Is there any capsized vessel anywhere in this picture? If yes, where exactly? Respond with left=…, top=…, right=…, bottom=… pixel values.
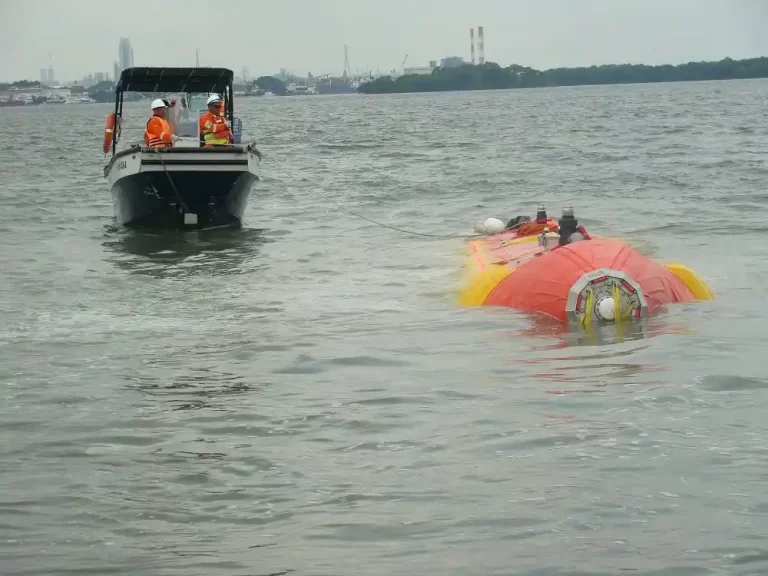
left=460, top=205, right=713, bottom=329
left=102, top=67, right=262, bottom=230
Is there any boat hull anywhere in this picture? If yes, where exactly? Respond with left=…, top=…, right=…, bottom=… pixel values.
left=460, top=232, right=713, bottom=327
left=104, top=145, right=260, bottom=230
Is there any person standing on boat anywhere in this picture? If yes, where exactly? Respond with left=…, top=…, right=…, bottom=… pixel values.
left=166, top=98, right=180, bottom=135
left=144, top=99, right=177, bottom=148
left=179, top=97, right=190, bottom=120
left=198, top=94, right=233, bottom=147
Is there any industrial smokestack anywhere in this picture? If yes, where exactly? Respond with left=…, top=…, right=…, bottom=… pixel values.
left=478, top=26, right=485, bottom=64
left=470, top=28, right=475, bottom=65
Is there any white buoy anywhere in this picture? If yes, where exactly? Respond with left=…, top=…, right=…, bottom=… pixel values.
left=596, top=297, right=616, bottom=321
left=474, top=217, right=506, bottom=235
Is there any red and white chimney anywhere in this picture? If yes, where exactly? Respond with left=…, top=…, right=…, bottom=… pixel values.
left=478, top=26, right=485, bottom=64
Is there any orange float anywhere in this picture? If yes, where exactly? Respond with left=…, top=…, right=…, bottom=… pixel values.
left=460, top=205, right=713, bottom=329
left=103, top=112, right=117, bottom=154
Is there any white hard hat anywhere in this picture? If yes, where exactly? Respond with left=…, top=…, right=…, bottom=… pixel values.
left=151, top=98, right=167, bottom=109
left=206, top=94, right=222, bottom=105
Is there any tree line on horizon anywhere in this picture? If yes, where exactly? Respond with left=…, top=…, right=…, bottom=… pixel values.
left=358, top=57, right=768, bottom=94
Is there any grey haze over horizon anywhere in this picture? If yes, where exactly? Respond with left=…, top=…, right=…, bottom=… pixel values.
left=2, top=0, right=767, bottom=82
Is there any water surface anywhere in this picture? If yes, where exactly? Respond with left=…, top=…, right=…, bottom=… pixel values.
left=1, top=80, right=768, bottom=575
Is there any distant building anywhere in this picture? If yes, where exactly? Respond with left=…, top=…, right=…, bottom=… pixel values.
left=78, top=74, right=96, bottom=88
left=119, top=38, right=134, bottom=71
left=1, top=85, right=71, bottom=103
left=440, top=56, right=465, bottom=68
left=403, top=66, right=433, bottom=76
left=40, top=66, right=55, bottom=85
left=95, top=72, right=106, bottom=82
left=114, top=38, right=134, bottom=84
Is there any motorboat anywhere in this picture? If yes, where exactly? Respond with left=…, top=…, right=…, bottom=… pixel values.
left=459, top=205, right=714, bottom=330
left=102, top=67, right=261, bottom=230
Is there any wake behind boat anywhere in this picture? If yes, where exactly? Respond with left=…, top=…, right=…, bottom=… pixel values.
left=103, top=67, right=262, bottom=230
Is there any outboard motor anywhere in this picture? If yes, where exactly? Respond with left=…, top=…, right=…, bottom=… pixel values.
left=558, top=206, right=579, bottom=246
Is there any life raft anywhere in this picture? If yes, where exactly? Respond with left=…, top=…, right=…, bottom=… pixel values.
left=460, top=206, right=713, bottom=329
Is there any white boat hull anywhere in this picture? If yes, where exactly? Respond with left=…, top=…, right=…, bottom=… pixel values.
left=103, top=145, right=261, bottom=229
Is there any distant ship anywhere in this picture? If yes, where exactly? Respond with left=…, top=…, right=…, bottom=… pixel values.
left=286, top=83, right=318, bottom=96
left=315, top=79, right=356, bottom=95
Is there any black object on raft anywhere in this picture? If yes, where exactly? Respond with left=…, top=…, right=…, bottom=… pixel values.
left=558, top=206, right=578, bottom=246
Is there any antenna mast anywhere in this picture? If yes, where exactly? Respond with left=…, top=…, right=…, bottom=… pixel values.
left=343, top=44, right=350, bottom=79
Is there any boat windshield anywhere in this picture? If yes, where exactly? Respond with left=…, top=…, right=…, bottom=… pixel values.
left=185, top=92, right=221, bottom=115
left=165, top=92, right=219, bottom=140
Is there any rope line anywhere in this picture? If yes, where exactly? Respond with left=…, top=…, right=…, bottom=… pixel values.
left=265, top=159, right=515, bottom=241
left=328, top=200, right=483, bottom=239
left=153, top=148, right=189, bottom=212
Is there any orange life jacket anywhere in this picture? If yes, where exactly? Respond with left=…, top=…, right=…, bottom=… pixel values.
left=199, top=111, right=232, bottom=147
left=144, top=116, right=173, bottom=148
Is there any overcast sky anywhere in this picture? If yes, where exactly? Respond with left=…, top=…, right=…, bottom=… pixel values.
left=1, top=0, right=767, bottom=82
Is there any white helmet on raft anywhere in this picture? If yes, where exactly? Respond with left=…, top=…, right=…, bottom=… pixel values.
left=206, top=94, right=222, bottom=105
left=595, top=296, right=616, bottom=321
left=150, top=98, right=167, bottom=109
left=474, top=217, right=506, bottom=235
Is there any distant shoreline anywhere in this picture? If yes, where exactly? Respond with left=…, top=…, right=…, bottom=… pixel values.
left=357, top=57, right=768, bottom=95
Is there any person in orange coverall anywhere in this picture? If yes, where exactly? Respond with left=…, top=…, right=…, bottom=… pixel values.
left=198, top=94, right=233, bottom=147
left=143, top=99, right=179, bottom=148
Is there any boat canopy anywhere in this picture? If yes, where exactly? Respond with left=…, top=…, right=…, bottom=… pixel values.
left=107, top=66, right=237, bottom=155
left=115, top=67, right=234, bottom=94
